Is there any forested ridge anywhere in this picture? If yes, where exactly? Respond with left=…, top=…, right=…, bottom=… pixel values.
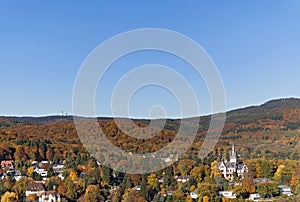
left=1, top=98, right=299, bottom=161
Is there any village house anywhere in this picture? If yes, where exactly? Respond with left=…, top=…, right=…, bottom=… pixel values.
left=249, top=193, right=261, bottom=201
left=0, top=160, right=14, bottom=169
left=26, top=183, right=45, bottom=197
left=176, top=176, right=189, bottom=183
left=278, top=185, right=293, bottom=196
left=217, top=144, right=248, bottom=181
left=253, top=178, right=272, bottom=184
left=34, top=167, right=48, bottom=177
left=190, top=191, right=199, bottom=199
left=218, top=191, right=237, bottom=199
left=53, top=164, right=65, bottom=173
left=39, top=191, right=61, bottom=202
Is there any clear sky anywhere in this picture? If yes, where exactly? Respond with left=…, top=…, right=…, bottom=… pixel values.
left=1, top=1, right=300, bottom=117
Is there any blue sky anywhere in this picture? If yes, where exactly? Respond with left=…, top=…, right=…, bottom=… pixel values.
left=0, top=1, right=300, bottom=117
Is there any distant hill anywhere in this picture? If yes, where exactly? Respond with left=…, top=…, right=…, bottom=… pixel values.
left=0, top=98, right=300, bottom=161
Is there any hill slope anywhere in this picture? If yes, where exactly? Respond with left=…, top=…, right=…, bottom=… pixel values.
left=0, top=98, right=299, bottom=161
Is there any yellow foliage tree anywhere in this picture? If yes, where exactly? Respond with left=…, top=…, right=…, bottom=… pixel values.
left=290, top=171, right=300, bottom=194
left=274, top=165, right=285, bottom=181
left=26, top=194, right=38, bottom=202
left=189, top=185, right=196, bottom=192
left=255, top=162, right=261, bottom=178
left=1, top=192, right=18, bottom=202
left=147, top=173, right=158, bottom=188
left=27, top=167, right=34, bottom=176
left=69, top=170, right=78, bottom=181
left=190, top=166, right=206, bottom=183
left=202, top=196, right=209, bottom=202
left=210, top=160, right=220, bottom=178
left=186, top=195, right=193, bottom=202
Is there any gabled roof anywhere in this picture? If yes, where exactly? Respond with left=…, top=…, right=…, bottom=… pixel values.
left=1, top=160, right=14, bottom=167
left=26, top=183, right=45, bottom=192
left=224, top=162, right=236, bottom=167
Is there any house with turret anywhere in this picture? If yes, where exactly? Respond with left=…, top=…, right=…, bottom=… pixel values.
left=217, top=144, right=248, bottom=181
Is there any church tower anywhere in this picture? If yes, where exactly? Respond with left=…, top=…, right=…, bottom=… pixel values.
left=230, top=143, right=237, bottom=163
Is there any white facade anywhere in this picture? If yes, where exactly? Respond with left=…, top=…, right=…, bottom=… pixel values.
left=39, top=191, right=61, bottom=202
left=190, top=191, right=199, bottom=199
left=249, top=193, right=261, bottom=201
left=26, top=189, right=44, bottom=197
left=278, top=185, right=293, bottom=196
left=53, top=164, right=65, bottom=173
left=219, top=191, right=236, bottom=199
left=35, top=168, right=48, bottom=177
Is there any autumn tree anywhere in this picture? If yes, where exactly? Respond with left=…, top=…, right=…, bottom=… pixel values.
left=140, top=175, right=148, bottom=200
left=57, top=182, right=66, bottom=197
left=233, top=185, right=246, bottom=199
left=46, top=177, right=61, bottom=191
left=69, top=170, right=78, bottom=181
left=257, top=182, right=278, bottom=197
left=121, top=174, right=132, bottom=193
left=108, top=189, right=121, bottom=202
left=27, top=167, right=34, bottom=176
left=25, top=194, right=38, bottom=201
left=202, top=195, right=209, bottom=202
left=84, top=185, right=101, bottom=202
left=64, top=178, right=77, bottom=200
left=177, top=159, right=194, bottom=176
left=173, top=189, right=185, bottom=201
left=76, top=178, right=86, bottom=196
left=0, top=144, right=13, bottom=160
left=101, top=165, right=111, bottom=185
left=190, top=165, right=207, bottom=183
left=163, top=166, right=176, bottom=187
left=1, top=192, right=18, bottom=202
left=260, top=160, right=274, bottom=178
left=185, top=195, right=193, bottom=202
left=147, top=173, right=158, bottom=189
left=210, top=160, right=220, bottom=178
left=128, top=174, right=141, bottom=187
left=274, top=164, right=290, bottom=184
left=0, top=181, right=7, bottom=199
left=242, top=177, right=256, bottom=194
left=215, top=176, right=228, bottom=191
left=14, top=146, right=28, bottom=162
left=290, top=171, right=300, bottom=195
left=197, top=183, right=218, bottom=200
left=122, top=188, right=147, bottom=202
left=15, top=178, right=31, bottom=196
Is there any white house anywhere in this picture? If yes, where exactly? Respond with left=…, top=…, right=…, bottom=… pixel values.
left=1, top=160, right=14, bottom=169
left=249, top=193, right=261, bottom=201
left=39, top=191, right=61, bottom=202
left=177, top=176, right=189, bottom=183
left=35, top=168, right=48, bottom=177
left=217, top=144, right=248, bottom=181
left=53, top=164, right=65, bottom=173
left=190, top=191, right=199, bottom=199
left=133, top=185, right=141, bottom=191
left=218, top=191, right=236, bottom=199
left=278, top=185, right=293, bottom=196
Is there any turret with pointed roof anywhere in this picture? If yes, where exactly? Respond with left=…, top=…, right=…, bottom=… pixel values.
left=230, top=143, right=237, bottom=163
